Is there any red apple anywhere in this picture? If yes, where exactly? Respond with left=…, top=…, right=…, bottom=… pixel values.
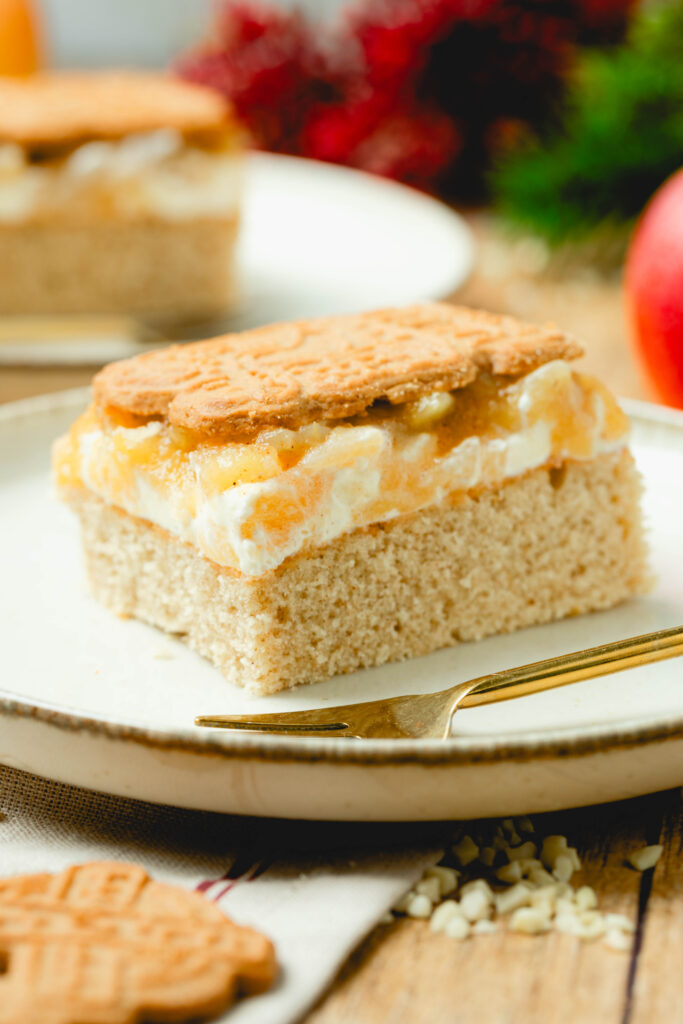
left=625, top=167, right=683, bottom=408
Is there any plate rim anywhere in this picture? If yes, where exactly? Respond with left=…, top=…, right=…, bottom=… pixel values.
left=1, top=386, right=682, bottom=767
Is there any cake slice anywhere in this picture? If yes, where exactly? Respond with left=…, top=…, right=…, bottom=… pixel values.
left=53, top=303, right=650, bottom=694
left=0, top=72, right=243, bottom=321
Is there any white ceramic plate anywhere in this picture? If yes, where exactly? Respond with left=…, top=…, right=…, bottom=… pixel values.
left=0, top=153, right=473, bottom=365
left=1, top=390, right=682, bottom=821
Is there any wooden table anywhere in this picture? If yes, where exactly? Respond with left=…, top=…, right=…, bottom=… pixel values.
left=2, top=217, right=679, bottom=1024
left=309, top=792, right=683, bottom=1024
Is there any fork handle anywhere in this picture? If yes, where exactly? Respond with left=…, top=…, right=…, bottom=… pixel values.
left=456, top=624, right=683, bottom=711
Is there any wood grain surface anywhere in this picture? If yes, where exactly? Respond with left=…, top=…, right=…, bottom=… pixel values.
left=307, top=795, right=683, bottom=1024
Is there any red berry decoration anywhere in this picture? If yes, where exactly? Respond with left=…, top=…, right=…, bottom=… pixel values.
left=178, top=1, right=329, bottom=150
left=574, top=0, right=639, bottom=43
left=626, top=168, right=683, bottom=409
left=177, top=0, right=637, bottom=192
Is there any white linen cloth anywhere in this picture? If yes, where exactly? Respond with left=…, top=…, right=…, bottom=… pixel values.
left=0, top=765, right=442, bottom=1024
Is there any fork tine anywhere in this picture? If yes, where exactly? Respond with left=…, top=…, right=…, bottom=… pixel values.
left=194, top=707, right=354, bottom=733
left=196, top=624, right=683, bottom=740
left=195, top=691, right=448, bottom=739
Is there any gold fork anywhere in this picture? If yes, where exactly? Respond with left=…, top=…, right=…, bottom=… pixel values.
left=195, top=625, right=683, bottom=740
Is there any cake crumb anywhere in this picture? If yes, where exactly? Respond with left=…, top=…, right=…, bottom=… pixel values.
left=152, top=648, right=175, bottom=660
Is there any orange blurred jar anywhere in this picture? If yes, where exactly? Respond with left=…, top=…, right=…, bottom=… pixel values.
left=0, top=0, right=42, bottom=76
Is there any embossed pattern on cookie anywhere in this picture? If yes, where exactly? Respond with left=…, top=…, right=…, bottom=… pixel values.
left=0, top=861, right=276, bottom=1024
left=93, top=302, right=582, bottom=437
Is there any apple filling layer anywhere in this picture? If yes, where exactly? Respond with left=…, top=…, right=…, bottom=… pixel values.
left=0, top=128, right=242, bottom=224
left=54, top=360, right=630, bottom=576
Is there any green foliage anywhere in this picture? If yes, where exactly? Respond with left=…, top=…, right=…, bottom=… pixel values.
left=491, top=4, right=683, bottom=244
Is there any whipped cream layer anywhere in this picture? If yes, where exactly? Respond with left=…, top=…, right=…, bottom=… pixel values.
left=54, top=361, right=630, bottom=577
left=0, top=129, right=242, bottom=223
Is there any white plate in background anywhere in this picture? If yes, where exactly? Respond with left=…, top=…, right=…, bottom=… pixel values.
left=0, top=153, right=473, bottom=366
